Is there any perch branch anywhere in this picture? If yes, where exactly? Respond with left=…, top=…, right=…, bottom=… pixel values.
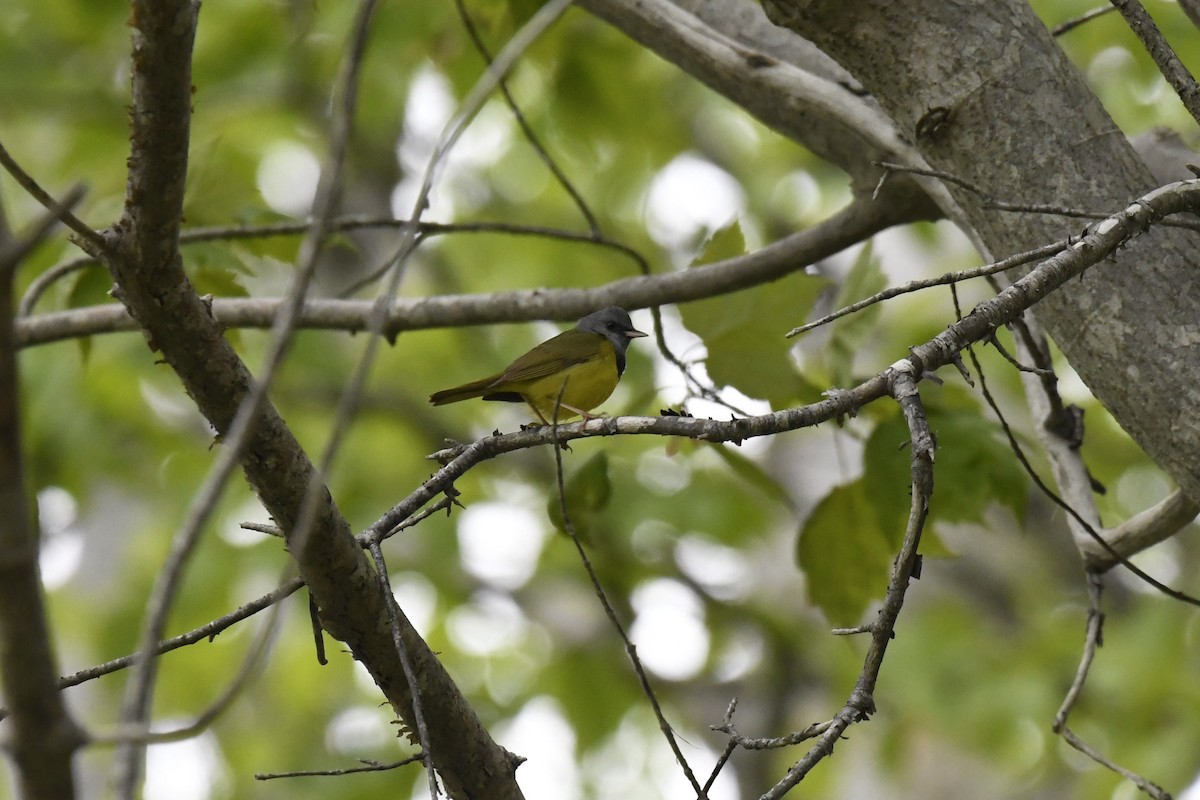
left=382, top=179, right=1200, bottom=540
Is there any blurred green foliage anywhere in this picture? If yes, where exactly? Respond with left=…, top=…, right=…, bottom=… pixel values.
left=4, top=0, right=1200, bottom=799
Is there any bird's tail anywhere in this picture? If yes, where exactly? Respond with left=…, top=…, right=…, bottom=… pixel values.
left=429, top=375, right=502, bottom=405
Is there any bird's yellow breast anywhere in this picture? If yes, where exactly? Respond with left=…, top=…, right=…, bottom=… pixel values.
left=516, top=343, right=619, bottom=420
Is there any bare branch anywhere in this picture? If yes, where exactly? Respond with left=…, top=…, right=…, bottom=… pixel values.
left=368, top=541, right=440, bottom=799
left=760, top=363, right=935, bottom=795
left=876, top=161, right=1200, bottom=232
left=454, top=0, right=601, bottom=235
left=53, top=579, right=304, bottom=693
left=787, top=240, right=1067, bottom=337
left=1053, top=576, right=1172, bottom=800
left=1051, top=5, right=1117, bottom=36
left=113, top=0, right=382, bottom=782
left=1181, top=0, right=1200, bottom=29
left=965, top=306, right=1200, bottom=606
left=112, top=0, right=210, bottom=789
left=1110, top=0, right=1200, bottom=128
left=256, top=754, right=424, bottom=781
left=1083, top=489, right=1200, bottom=572
left=94, top=600, right=284, bottom=748
left=578, top=0, right=953, bottom=218
left=14, top=196, right=910, bottom=348
left=0, top=139, right=105, bottom=253
left=0, top=186, right=87, bottom=800
left=93, top=0, right=527, bottom=794
left=549, top=424, right=705, bottom=797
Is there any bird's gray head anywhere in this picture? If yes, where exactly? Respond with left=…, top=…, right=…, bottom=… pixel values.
left=577, top=307, right=647, bottom=373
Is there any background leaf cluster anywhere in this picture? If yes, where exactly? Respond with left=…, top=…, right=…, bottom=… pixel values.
left=4, top=1, right=1199, bottom=798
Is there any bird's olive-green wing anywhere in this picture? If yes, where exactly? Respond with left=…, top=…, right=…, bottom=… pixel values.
left=489, top=329, right=606, bottom=388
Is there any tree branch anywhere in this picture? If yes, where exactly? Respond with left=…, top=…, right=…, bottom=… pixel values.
left=16, top=194, right=905, bottom=347
left=1110, top=0, right=1200, bottom=128
left=765, top=0, right=1200, bottom=504
left=98, top=0, right=524, bottom=796
left=1084, top=489, right=1199, bottom=572
left=1053, top=575, right=1171, bottom=799
left=391, top=178, right=1200, bottom=571
left=0, top=188, right=86, bottom=800
left=761, top=363, right=935, bottom=795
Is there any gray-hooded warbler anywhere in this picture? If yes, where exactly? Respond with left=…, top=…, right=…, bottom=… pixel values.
left=429, top=307, right=647, bottom=424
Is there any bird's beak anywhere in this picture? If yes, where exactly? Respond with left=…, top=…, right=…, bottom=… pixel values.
left=627, top=328, right=649, bottom=339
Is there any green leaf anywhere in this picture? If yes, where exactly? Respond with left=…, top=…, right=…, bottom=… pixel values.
left=65, top=266, right=115, bottom=366
left=923, top=407, right=1028, bottom=523
left=67, top=263, right=115, bottom=309
left=544, top=647, right=632, bottom=750
left=861, top=413, right=920, bottom=536
left=192, top=266, right=250, bottom=298
left=680, top=222, right=827, bottom=407
left=797, top=481, right=896, bottom=626
left=547, top=450, right=612, bottom=539
left=692, top=219, right=747, bottom=266
left=706, top=443, right=794, bottom=510
left=864, top=403, right=1028, bottom=532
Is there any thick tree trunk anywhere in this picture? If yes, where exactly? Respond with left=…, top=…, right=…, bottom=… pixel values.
left=755, top=0, right=1200, bottom=501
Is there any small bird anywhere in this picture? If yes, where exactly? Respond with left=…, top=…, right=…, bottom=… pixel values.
left=429, top=307, right=647, bottom=424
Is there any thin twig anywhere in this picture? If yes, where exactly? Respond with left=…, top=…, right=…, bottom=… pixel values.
left=759, top=363, right=935, bottom=796
left=986, top=332, right=1055, bottom=376
left=1053, top=576, right=1170, bottom=799
left=0, top=139, right=106, bottom=252
left=256, top=754, right=424, bottom=780
left=0, top=186, right=87, bottom=279
left=1059, top=728, right=1172, bottom=799
left=51, top=579, right=303, bottom=695
left=876, top=160, right=1200, bottom=232
left=1053, top=573, right=1105, bottom=734
left=368, top=541, right=439, bottom=799
left=1110, top=0, right=1200, bottom=128
left=787, top=241, right=1066, bottom=337
left=1052, top=5, right=1117, bottom=36
left=336, top=218, right=648, bottom=298
left=711, top=718, right=830, bottom=751
left=454, top=0, right=601, bottom=235
left=549, top=406, right=707, bottom=798
left=92, top=602, right=285, bottom=747
left=700, top=739, right=737, bottom=797
left=16, top=256, right=94, bottom=317
left=239, top=495, right=456, bottom=543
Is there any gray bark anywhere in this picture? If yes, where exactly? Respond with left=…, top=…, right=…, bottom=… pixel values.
left=587, top=0, right=1200, bottom=501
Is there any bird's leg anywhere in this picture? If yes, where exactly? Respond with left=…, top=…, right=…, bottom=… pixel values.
left=526, top=401, right=551, bottom=426
left=559, top=401, right=595, bottom=420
